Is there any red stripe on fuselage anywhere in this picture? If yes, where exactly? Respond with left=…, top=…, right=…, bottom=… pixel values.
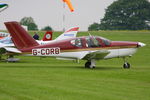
left=19, top=37, right=138, bottom=53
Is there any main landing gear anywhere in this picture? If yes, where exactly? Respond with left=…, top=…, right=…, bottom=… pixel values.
left=123, top=57, right=130, bottom=69
left=85, top=59, right=96, bottom=68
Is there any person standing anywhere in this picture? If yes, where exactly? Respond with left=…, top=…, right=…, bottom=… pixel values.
left=33, top=32, right=39, bottom=40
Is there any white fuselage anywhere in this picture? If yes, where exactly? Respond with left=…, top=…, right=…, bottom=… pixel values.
left=104, top=48, right=137, bottom=59
left=29, top=47, right=138, bottom=60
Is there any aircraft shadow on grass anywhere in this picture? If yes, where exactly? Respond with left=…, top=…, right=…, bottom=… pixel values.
left=0, top=63, right=122, bottom=70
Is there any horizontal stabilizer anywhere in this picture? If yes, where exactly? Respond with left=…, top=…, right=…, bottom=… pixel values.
left=3, top=47, right=21, bottom=53
left=0, top=47, right=21, bottom=54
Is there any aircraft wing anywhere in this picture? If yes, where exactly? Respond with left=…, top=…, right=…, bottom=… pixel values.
left=82, top=50, right=110, bottom=60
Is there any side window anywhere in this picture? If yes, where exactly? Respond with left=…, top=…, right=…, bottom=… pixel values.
left=98, top=37, right=111, bottom=46
left=86, top=37, right=100, bottom=47
left=93, top=37, right=100, bottom=47
left=86, top=37, right=93, bottom=47
left=71, top=38, right=82, bottom=47
left=103, top=40, right=111, bottom=46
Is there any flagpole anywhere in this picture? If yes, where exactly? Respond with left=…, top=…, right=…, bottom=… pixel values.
left=63, top=2, right=65, bottom=32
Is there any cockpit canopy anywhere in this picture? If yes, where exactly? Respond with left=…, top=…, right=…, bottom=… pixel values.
left=71, top=36, right=111, bottom=48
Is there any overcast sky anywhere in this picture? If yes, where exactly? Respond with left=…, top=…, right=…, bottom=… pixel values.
left=0, top=0, right=131, bottom=31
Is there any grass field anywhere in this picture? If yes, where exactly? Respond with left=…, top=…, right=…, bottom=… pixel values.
left=0, top=31, right=150, bottom=100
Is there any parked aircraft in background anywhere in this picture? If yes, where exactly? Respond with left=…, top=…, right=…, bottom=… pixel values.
left=38, top=27, right=79, bottom=45
left=42, top=31, right=53, bottom=41
left=4, top=21, right=146, bottom=68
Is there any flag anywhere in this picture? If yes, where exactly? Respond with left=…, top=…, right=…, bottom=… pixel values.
left=63, top=0, right=74, bottom=12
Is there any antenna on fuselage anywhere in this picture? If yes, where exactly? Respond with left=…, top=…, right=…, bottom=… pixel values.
left=88, top=31, right=92, bottom=37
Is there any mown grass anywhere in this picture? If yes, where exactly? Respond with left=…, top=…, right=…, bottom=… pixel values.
left=0, top=31, right=150, bottom=100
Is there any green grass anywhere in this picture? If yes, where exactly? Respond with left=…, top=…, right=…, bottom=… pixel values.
left=0, top=31, right=150, bottom=100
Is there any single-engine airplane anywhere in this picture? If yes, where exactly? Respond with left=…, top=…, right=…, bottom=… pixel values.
left=5, top=21, right=145, bottom=68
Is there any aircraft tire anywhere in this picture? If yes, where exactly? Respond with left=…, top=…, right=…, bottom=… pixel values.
left=85, top=62, right=91, bottom=68
left=123, top=62, right=130, bottom=69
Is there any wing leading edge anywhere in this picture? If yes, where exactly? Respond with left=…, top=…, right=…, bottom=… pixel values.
left=82, top=50, right=110, bottom=60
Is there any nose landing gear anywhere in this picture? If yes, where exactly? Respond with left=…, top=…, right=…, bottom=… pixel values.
left=123, top=57, right=130, bottom=69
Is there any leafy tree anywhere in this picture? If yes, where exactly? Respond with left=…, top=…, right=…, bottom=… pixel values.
left=20, top=17, right=38, bottom=30
left=88, top=23, right=100, bottom=31
left=41, top=26, right=53, bottom=31
left=28, top=23, right=38, bottom=30
left=100, top=0, right=150, bottom=30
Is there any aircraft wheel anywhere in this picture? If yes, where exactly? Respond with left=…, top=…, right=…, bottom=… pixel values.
left=85, top=61, right=96, bottom=68
left=85, top=61, right=91, bottom=68
left=123, top=62, right=130, bottom=69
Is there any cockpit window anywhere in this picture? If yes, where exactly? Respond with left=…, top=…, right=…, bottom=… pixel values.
left=98, top=37, right=111, bottom=46
left=86, top=36, right=100, bottom=47
left=71, top=38, right=82, bottom=47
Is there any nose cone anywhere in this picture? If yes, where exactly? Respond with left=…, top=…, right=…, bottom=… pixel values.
left=138, top=42, right=146, bottom=47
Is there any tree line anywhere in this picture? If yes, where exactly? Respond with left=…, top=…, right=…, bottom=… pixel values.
left=20, top=17, right=52, bottom=31
left=88, top=0, right=150, bottom=31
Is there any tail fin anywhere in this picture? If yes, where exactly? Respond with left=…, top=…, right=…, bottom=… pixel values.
left=42, top=31, right=53, bottom=41
left=4, top=21, right=39, bottom=49
left=55, top=27, right=79, bottom=41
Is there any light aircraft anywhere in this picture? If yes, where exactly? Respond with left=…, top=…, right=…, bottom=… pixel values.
left=0, top=25, right=79, bottom=61
left=5, top=21, right=145, bottom=68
